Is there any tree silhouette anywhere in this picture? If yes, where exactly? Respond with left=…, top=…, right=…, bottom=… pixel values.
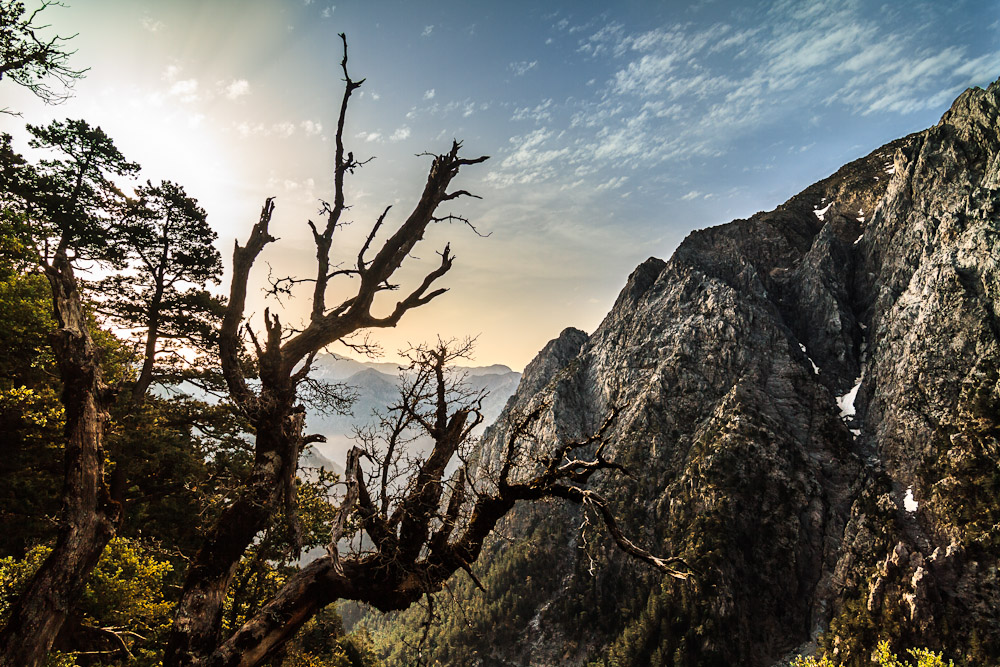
left=93, top=179, right=223, bottom=403
left=0, top=1, right=87, bottom=113
left=182, top=338, right=689, bottom=667
left=162, top=35, right=686, bottom=667
left=163, top=33, right=492, bottom=666
left=0, top=34, right=687, bottom=667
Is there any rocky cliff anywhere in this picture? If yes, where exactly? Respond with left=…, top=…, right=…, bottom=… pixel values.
left=375, top=80, right=1000, bottom=666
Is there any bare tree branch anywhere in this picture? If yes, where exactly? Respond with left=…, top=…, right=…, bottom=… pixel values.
left=219, top=198, right=275, bottom=415
left=0, top=0, right=88, bottom=113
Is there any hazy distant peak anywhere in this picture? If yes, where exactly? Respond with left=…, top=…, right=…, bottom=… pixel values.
left=313, top=351, right=517, bottom=380
left=460, top=364, right=516, bottom=377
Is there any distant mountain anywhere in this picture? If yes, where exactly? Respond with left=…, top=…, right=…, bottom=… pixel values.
left=373, top=80, right=1000, bottom=665
left=311, top=354, right=409, bottom=381
left=154, top=353, right=520, bottom=476
left=306, top=353, right=521, bottom=468
left=311, top=352, right=516, bottom=381
left=299, top=446, right=344, bottom=478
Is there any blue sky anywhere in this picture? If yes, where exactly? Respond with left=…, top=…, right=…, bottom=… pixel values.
left=2, top=0, right=998, bottom=369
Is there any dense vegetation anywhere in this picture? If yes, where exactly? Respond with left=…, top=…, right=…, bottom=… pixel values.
left=0, top=138, right=379, bottom=665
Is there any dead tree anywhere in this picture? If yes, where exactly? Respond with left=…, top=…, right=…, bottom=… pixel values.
left=162, top=34, right=687, bottom=667
left=163, top=34, right=488, bottom=667
left=188, top=339, right=690, bottom=667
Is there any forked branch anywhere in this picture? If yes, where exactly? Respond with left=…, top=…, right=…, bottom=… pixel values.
left=219, top=198, right=275, bottom=414
left=200, top=341, right=689, bottom=667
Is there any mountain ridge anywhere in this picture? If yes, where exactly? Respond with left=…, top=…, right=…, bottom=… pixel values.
left=372, top=79, right=1000, bottom=665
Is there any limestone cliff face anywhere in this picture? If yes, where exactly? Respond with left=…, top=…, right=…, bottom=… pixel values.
left=386, top=81, right=1000, bottom=665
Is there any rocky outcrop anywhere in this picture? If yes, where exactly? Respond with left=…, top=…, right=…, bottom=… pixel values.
left=821, top=80, right=1000, bottom=663
left=380, top=80, right=1000, bottom=665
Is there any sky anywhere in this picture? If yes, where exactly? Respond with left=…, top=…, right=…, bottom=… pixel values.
left=2, top=0, right=998, bottom=370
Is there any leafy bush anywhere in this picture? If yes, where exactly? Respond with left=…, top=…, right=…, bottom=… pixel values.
left=1, top=537, right=173, bottom=664
left=792, top=640, right=954, bottom=667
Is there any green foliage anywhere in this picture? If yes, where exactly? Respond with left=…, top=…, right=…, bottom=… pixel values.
left=791, top=655, right=836, bottom=667
left=792, top=640, right=953, bottom=667
left=0, top=208, right=55, bottom=382
left=0, top=159, right=253, bottom=660
left=79, top=538, right=174, bottom=638
left=364, top=511, right=580, bottom=666
left=281, top=609, right=382, bottom=667
left=19, top=118, right=140, bottom=258
left=222, top=552, right=283, bottom=633
left=0, top=540, right=44, bottom=621
left=92, top=178, right=224, bottom=369
left=0, top=223, right=63, bottom=553
left=218, top=558, right=383, bottom=667
left=1, top=537, right=174, bottom=663
left=108, top=395, right=254, bottom=558
left=220, top=467, right=345, bottom=636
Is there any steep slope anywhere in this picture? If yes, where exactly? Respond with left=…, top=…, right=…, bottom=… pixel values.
left=820, top=81, right=1000, bottom=662
left=374, top=80, right=1000, bottom=665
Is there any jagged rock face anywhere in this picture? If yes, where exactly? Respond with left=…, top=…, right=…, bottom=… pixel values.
left=386, top=81, right=1000, bottom=665
left=823, top=82, right=1000, bottom=662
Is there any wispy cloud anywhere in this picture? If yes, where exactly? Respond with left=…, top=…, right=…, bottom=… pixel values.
left=141, top=15, right=165, bottom=33
left=485, top=128, right=571, bottom=187
left=273, top=122, right=296, bottom=138
left=169, top=79, right=199, bottom=103
left=509, top=60, right=538, bottom=76
left=422, top=25, right=434, bottom=37
left=162, top=64, right=182, bottom=81
left=223, top=79, right=250, bottom=100
left=406, top=97, right=489, bottom=123
left=512, top=99, right=553, bottom=123
left=265, top=175, right=317, bottom=199
left=596, top=175, right=628, bottom=191
left=300, top=120, right=323, bottom=135
left=486, top=1, right=1000, bottom=191
left=235, top=120, right=322, bottom=139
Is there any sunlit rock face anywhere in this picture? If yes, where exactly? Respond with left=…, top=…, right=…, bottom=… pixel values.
left=387, top=80, right=1000, bottom=666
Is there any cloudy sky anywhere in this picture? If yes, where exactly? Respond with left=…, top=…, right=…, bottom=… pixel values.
left=2, top=0, right=998, bottom=369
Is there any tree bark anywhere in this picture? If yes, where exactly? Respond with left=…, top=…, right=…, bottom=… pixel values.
left=0, top=248, right=118, bottom=667
left=164, top=402, right=304, bottom=667
left=131, top=280, right=164, bottom=403
left=201, top=557, right=342, bottom=667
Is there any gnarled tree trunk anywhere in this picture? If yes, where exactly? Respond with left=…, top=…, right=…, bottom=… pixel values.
left=0, top=248, right=119, bottom=667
